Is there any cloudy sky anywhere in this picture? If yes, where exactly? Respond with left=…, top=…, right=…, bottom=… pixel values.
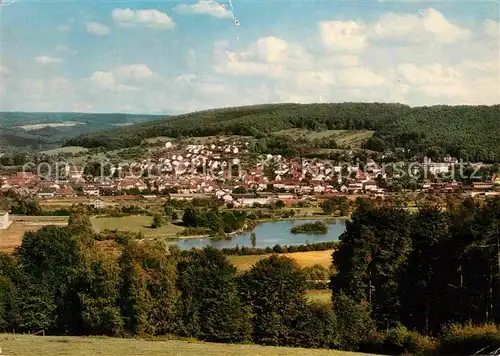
left=0, top=0, right=498, bottom=114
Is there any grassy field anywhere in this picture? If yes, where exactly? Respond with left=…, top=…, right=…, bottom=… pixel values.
left=144, top=136, right=176, bottom=144
left=275, top=129, right=343, bottom=140
left=306, top=289, right=333, bottom=305
left=0, top=334, right=380, bottom=356
left=273, top=129, right=375, bottom=148
left=335, top=131, right=375, bottom=148
left=93, top=215, right=184, bottom=237
left=228, top=250, right=333, bottom=272
left=40, top=146, right=89, bottom=155
left=0, top=217, right=69, bottom=252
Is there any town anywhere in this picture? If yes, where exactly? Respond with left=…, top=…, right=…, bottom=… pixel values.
left=1, top=137, right=499, bottom=206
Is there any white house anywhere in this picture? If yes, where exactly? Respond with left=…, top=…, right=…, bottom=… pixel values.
left=87, top=199, right=106, bottom=209
left=0, top=211, right=10, bottom=230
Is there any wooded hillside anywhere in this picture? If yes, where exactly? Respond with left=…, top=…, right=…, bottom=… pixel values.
left=65, top=103, right=500, bottom=162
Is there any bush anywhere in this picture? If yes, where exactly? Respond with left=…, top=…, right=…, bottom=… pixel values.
left=359, top=325, right=434, bottom=355
left=303, top=264, right=330, bottom=289
left=437, top=323, right=500, bottom=356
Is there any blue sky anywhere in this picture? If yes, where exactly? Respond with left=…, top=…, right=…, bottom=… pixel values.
left=0, top=0, right=498, bottom=113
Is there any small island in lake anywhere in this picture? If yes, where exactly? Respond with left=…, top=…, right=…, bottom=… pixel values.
left=290, top=221, right=328, bottom=235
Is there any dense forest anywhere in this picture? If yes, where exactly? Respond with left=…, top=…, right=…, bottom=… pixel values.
left=1, top=197, right=500, bottom=355
left=65, top=103, right=500, bottom=162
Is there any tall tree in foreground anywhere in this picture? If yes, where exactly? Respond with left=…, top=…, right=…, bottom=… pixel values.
left=119, top=241, right=179, bottom=336
left=238, top=255, right=308, bottom=346
left=332, top=202, right=412, bottom=329
left=177, top=247, right=251, bottom=342
left=18, top=226, right=83, bottom=333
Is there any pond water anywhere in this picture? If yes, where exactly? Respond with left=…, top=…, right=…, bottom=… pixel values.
left=175, top=219, right=346, bottom=250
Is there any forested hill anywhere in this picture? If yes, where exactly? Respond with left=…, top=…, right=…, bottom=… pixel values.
left=0, top=112, right=165, bottom=149
left=65, top=103, right=500, bottom=162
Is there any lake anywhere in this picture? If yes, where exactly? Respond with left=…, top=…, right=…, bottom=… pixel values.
left=175, top=219, right=346, bottom=250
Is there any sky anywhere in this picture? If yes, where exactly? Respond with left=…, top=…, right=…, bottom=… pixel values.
left=0, top=0, right=498, bottom=114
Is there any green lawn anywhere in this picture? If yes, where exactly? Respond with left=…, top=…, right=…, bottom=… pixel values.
left=0, top=334, right=381, bottom=356
left=93, top=215, right=183, bottom=237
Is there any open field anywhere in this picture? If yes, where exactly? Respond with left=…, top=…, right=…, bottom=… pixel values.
left=93, top=215, right=184, bottom=237
left=275, top=129, right=344, bottom=140
left=306, top=289, right=333, bottom=305
left=273, top=129, right=375, bottom=148
left=335, top=130, right=375, bottom=147
left=0, top=216, right=69, bottom=252
left=40, top=146, right=89, bottom=155
left=0, top=334, right=380, bottom=356
left=144, top=136, right=176, bottom=144
left=228, top=250, right=334, bottom=272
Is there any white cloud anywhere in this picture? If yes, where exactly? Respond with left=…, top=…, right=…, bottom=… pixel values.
left=115, top=64, right=155, bottom=80
left=319, top=21, right=367, bottom=52
left=90, top=71, right=139, bottom=92
left=394, top=63, right=472, bottom=101
left=253, top=36, right=306, bottom=64
left=90, top=64, right=160, bottom=93
left=86, top=22, right=111, bottom=36
left=90, top=71, right=116, bottom=89
left=397, top=63, right=460, bottom=86
left=371, top=8, right=471, bottom=44
left=294, top=70, right=336, bottom=90
left=484, top=19, right=499, bottom=37
left=319, top=8, right=470, bottom=53
left=173, top=0, right=232, bottom=18
left=3, top=7, right=498, bottom=113
left=336, top=67, right=387, bottom=88
left=112, top=8, right=175, bottom=29
left=34, top=56, right=63, bottom=64
left=327, top=55, right=361, bottom=67
left=214, top=36, right=308, bottom=77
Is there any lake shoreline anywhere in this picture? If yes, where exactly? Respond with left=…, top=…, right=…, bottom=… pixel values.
left=169, top=215, right=350, bottom=240
left=175, top=218, right=347, bottom=250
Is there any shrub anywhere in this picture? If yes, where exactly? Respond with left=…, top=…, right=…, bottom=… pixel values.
left=438, top=323, right=500, bottom=356
left=359, top=326, right=434, bottom=355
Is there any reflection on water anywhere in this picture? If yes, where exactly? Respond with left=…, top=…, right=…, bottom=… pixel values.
left=175, top=219, right=346, bottom=250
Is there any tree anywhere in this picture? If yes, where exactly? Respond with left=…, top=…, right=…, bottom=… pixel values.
left=68, top=213, right=94, bottom=237
left=182, top=207, right=201, bottom=227
left=333, top=293, right=374, bottom=350
left=164, top=205, right=173, bottom=218
left=151, top=214, right=163, bottom=229
left=0, top=253, right=21, bottom=331
left=275, top=200, right=285, bottom=209
left=331, top=203, right=412, bottom=329
left=238, top=255, right=307, bottom=345
left=177, top=247, right=251, bottom=342
left=119, top=241, right=179, bottom=336
left=250, top=232, right=257, bottom=248
left=18, top=226, right=85, bottom=333
left=76, top=249, right=123, bottom=336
